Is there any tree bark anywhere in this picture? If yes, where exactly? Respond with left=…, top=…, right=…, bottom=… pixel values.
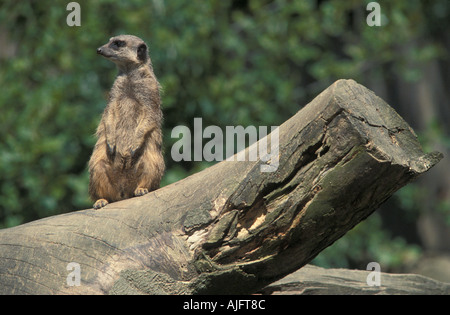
left=0, top=79, right=442, bottom=295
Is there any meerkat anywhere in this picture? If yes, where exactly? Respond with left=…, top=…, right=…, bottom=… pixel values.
left=88, top=35, right=165, bottom=209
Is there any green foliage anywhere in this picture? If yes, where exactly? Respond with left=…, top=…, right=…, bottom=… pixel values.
left=312, top=213, right=422, bottom=272
left=0, top=0, right=448, bottom=270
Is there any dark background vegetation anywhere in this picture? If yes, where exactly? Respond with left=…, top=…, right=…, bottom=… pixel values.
left=0, top=0, right=449, bottom=281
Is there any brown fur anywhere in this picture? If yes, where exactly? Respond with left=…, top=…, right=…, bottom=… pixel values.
left=88, top=35, right=164, bottom=209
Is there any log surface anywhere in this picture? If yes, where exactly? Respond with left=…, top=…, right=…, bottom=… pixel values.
left=0, top=79, right=442, bottom=294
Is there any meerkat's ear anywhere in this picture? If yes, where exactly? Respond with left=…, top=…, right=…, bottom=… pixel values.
left=137, top=43, right=147, bottom=62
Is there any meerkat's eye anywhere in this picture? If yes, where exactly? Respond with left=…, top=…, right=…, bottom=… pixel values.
left=111, top=40, right=126, bottom=49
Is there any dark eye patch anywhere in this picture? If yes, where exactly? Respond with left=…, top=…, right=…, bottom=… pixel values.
left=110, top=40, right=126, bottom=49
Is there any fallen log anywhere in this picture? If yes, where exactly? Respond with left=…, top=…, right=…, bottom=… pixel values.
left=261, top=264, right=450, bottom=295
left=0, top=79, right=442, bottom=294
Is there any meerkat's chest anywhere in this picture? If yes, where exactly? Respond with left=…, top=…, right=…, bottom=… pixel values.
left=106, top=76, right=155, bottom=136
left=106, top=97, right=143, bottom=132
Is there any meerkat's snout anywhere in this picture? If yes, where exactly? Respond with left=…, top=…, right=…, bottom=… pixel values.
left=97, top=46, right=110, bottom=58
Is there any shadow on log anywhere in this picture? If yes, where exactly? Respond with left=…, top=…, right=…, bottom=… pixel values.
left=0, top=79, right=442, bottom=294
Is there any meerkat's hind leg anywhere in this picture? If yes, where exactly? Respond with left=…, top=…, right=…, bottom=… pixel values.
left=93, top=198, right=109, bottom=209
left=134, top=187, right=149, bottom=197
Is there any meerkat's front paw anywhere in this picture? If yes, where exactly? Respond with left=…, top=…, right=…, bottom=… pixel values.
left=134, top=187, right=149, bottom=197
left=106, top=142, right=116, bottom=160
left=93, top=198, right=109, bottom=209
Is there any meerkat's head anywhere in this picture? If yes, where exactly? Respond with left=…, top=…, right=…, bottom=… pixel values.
left=97, top=35, right=151, bottom=71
